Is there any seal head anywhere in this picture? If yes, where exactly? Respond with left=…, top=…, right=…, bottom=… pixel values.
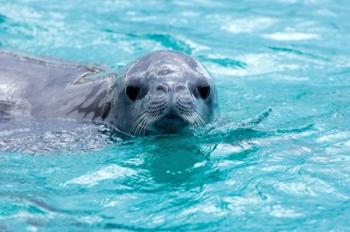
left=107, top=50, right=216, bottom=136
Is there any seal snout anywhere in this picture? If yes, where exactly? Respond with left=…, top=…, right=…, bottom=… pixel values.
left=155, top=82, right=187, bottom=95
left=158, top=82, right=194, bottom=113
left=149, top=82, right=194, bottom=133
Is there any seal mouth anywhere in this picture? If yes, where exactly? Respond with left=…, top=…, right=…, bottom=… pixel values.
left=164, top=114, right=182, bottom=121
left=154, top=113, right=187, bottom=133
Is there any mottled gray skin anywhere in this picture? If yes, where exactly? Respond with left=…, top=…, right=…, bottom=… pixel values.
left=0, top=50, right=216, bottom=135
left=0, top=51, right=113, bottom=123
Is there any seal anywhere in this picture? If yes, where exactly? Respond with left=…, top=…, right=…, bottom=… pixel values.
left=0, top=50, right=216, bottom=135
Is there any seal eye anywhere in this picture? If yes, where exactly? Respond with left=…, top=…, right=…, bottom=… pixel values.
left=198, top=86, right=210, bottom=99
left=126, top=86, right=140, bottom=101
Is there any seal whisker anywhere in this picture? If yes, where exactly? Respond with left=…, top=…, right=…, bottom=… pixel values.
left=131, top=112, right=148, bottom=135
left=143, top=112, right=157, bottom=135
left=138, top=114, right=152, bottom=136
left=194, top=111, right=205, bottom=127
left=137, top=111, right=157, bottom=136
left=183, top=111, right=204, bottom=128
left=142, top=110, right=162, bottom=136
left=140, top=113, right=152, bottom=136
left=181, top=112, right=195, bottom=127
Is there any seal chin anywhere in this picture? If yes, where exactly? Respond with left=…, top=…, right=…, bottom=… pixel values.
left=153, top=114, right=188, bottom=133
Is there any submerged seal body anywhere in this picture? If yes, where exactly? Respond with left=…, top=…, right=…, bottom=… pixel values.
left=0, top=51, right=113, bottom=122
left=0, top=50, right=216, bottom=135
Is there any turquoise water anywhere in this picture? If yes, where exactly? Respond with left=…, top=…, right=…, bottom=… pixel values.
left=1, top=0, right=350, bottom=231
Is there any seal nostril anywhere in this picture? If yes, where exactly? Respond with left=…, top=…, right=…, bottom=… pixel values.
left=156, top=84, right=168, bottom=93
left=126, top=86, right=140, bottom=101
left=175, top=85, right=186, bottom=92
left=197, top=86, right=210, bottom=99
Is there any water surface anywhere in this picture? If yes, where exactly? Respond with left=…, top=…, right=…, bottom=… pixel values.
left=1, top=0, right=350, bottom=231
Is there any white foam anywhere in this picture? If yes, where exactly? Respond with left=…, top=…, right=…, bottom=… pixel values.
left=65, top=164, right=137, bottom=186
left=263, top=32, right=320, bottom=41
left=222, top=17, right=276, bottom=34
left=270, top=205, right=303, bottom=218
